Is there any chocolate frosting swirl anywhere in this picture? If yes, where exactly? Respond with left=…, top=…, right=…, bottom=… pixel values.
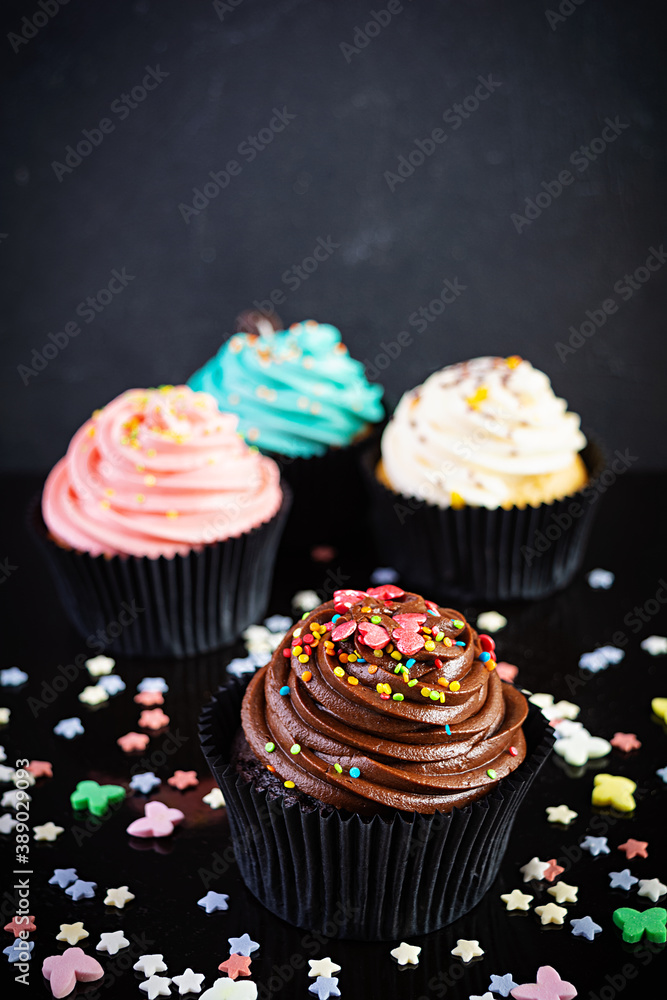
left=241, top=586, right=528, bottom=814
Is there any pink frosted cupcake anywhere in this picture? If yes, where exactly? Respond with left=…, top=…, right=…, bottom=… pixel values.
left=36, top=385, right=290, bottom=657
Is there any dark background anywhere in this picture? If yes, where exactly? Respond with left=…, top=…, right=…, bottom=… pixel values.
left=2, top=0, right=667, bottom=474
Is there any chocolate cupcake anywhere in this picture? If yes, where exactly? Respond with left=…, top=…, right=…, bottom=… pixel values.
left=188, top=316, right=384, bottom=545
left=34, top=385, right=290, bottom=657
left=200, top=584, right=552, bottom=939
left=363, top=356, right=605, bottom=601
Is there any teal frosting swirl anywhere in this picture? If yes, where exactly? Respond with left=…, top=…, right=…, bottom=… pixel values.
left=188, top=321, right=384, bottom=458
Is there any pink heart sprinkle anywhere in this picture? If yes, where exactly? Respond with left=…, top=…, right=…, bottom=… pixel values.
left=366, top=585, right=405, bottom=600
left=331, top=619, right=357, bottom=641
left=333, top=589, right=368, bottom=613
left=393, top=613, right=427, bottom=630
left=357, top=622, right=391, bottom=648
left=393, top=628, right=426, bottom=656
left=495, top=661, right=518, bottom=682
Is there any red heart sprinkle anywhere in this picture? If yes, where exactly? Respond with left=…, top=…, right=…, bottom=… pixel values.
left=393, top=613, right=427, bottom=630
left=425, top=600, right=439, bottom=612
left=333, top=589, right=368, bottom=612
left=479, top=634, right=495, bottom=652
left=366, top=585, right=405, bottom=600
left=331, top=619, right=357, bottom=641
left=357, top=622, right=390, bottom=648
left=393, top=628, right=426, bottom=656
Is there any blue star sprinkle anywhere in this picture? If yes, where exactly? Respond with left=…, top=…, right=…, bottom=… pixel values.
left=130, top=772, right=161, bottom=794
left=65, top=879, right=97, bottom=900
left=578, top=646, right=624, bottom=672
left=308, top=977, right=341, bottom=1000
left=0, top=667, right=28, bottom=687
left=571, top=915, right=603, bottom=940
left=580, top=836, right=610, bottom=857
left=370, top=566, right=399, bottom=585
left=97, top=674, right=126, bottom=695
left=228, top=933, right=260, bottom=956
left=137, top=677, right=168, bottom=693
left=197, top=891, right=229, bottom=913
left=53, top=717, right=84, bottom=739
left=226, top=656, right=259, bottom=678
left=4, top=941, right=34, bottom=962
left=656, top=766, right=667, bottom=784
left=489, top=972, right=519, bottom=996
left=609, top=869, right=638, bottom=890
left=49, top=868, right=78, bottom=889
left=264, top=615, right=293, bottom=633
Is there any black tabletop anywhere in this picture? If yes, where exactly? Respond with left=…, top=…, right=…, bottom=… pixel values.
left=1, top=472, right=666, bottom=999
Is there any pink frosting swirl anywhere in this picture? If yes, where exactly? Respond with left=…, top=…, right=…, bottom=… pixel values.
left=42, top=386, right=283, bottom=558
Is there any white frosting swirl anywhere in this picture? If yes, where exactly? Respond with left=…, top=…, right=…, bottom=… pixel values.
left=381, top=357, right=587, bottom=509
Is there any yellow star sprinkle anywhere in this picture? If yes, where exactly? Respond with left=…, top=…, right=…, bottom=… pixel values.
left=592, top=773, right=636, bottom=812
left=500, top=889, right=533, bottom=911
left=547, top=881, right=579, bottom=904
left=535, top=902, right=568, bottom=925
left=57, top=922, right=89, bottom=945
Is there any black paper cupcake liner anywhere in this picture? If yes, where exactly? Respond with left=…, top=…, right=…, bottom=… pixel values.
left=30, top=486, right=291, bottom=659
left=360, top=438, right=606, bottom=603
left=199, top=679, right=553, bottom=941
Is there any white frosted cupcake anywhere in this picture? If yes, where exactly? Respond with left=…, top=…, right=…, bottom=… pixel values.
left=364, top=356, right=603, bottom=601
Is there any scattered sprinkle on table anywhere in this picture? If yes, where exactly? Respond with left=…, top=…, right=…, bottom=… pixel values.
left=570, top=915, right=602, bottom=940
left=476, top=611, right=506, bottom=633
left=229, top=934, right=260, bottom=957
left=56, top=923, right=88, bottom=945
left=42, top=947, right=104, bottom=998
left=586, top=568, right=614, bottom=589
left=545, top=804, right=577, bottom=825
left=0, top=667, right=28, bottom=687
left=500, top=889, right=533, bottom=910
left=308, top=977, right=341, bottom=999
left=450, top=939, right=484, bottom=962
left=608, top=869, right=638, bottom=890
left=85, top=655, right=115, bottom=676
left=126, top=801, right=184, bottom=838
left=218, top=954, right=252, bottom=979
left=610, top=732, right=641, bottom=752
left=172, top=969, right=206, bottom=995
left=510, top=965, right=576, bottom=1000
left=612, top=906, right=667, bottom=943
left=117, top=731, right=150, bottom=752
left=33, top=822, right=64, bottom=842
left=65, top=880, right=96, bottom=901
left=103, top=885, right=135, bottom=908
left=488, top=972, right=518, bottom=996
left=534, top=902, right=568, bottom=925
left=641, top=635, right=667, bottom=656
left=95, top=930, right=129, bottom=955
left=592, top=773, right=636, bottom=812
left=547, top=882, right=578, bottom=904
left=168, top=770, right=199, bottom=790
left=637, top=877, right=667, bottom=902
left=130, top=772, right=161, bottom=794
left=134, top=955, right=168, bottom=976
left=390, top=941, right=421, bottom=965
left=197, top=891, right=229, bottom=913
left=53, top=717, right=83, bottom=739
left=78, top=685, right=109, bottom=706
left=618, top=838, right=648, bottom=859
left=140, top=975, right=173, bottom=999
left=580, top=835, right=610, bottom=856
left=203, top=788, right=226, bottom=809
left=308, top=957, right=341, bottom=977
left=49, top=868, right=78, bottom=889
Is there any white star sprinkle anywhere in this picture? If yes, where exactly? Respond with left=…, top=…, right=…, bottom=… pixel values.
left=390, top=941, right=421, bottom=965
left=33, top=821, right=64, bottom=841
left=104, top=886, right=135, bottom=908
left=641, top=635, right=667, bottom=656
left=500, top=888, right=534, bottom=910
left=450, top=939, right=484, bottom=962
left=78, top=685, right=109, bottom=706
left=134, top=955, right=168, bottom=977
left=637, top=878, right=667, bottom=902
left=308, top=958, right=342, bottom=977
left=85, top=654, right=116, bottom=676
left=96, top=930, right=130, bottom=955
left=172, top=969, right=206, bottom=995
left=546, top=804, right=578, bottom=825
left=202, top=788, right=226, bottom=809
left=476, top=611, right=507, bottom=633
left=547, top=881, right=579, bottom=903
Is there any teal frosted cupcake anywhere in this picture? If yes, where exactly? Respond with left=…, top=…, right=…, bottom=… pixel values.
left=188, top=318, right=384, bottom=458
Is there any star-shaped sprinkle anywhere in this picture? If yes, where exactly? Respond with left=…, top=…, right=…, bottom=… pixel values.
left=127, top=800, right=184, bottom=838
left=70, top=780, right=126, bottom=816
left=580, top=835, right=610, bottom=856
left=547, top=882, right=578, bottom=904
left=65, top=880, right=97, bottom=901
left=489, top=973, right=519, bottom=996
left=451, top=939, right=484, bottom=962
left=529, top=694, right=580, bottom=722
left=0, top=813, right=17, bottom=834
left=34, top=821, right=64, bottom=842
left=4, top=915, right=36, bottom=936
left=54, top=717, right=83, bottom=739
left=651, top=697, right=667, bottom=721
left=104, top=885, right=135, bottom=908
left=96, top=930, right=130, bottom=955
left=520, top=858, right=550, bottom=882
left=593, top=773, right=636, bottom=812
left=546, top=804, right=578, bottom=826
left=4, top=940, right=34, bottom=962
left=390, top=941, right=421, bottom=965
left=264, top=614, right=293, bottom=633
left=544, top=860, right=565, bottom=882
left=0, top=746, right=4, bottom=761
left=500, top=889, right=533, bottom=910
left=534, top=902, right=568, bottom=925
left=201, top=980, right=258, bottom=999
left=570, top=915, right=602, bottom=941
left=229, top=935, right=259, bottom=959
left=172, top=969, right=206, bottom=995
left=293, top=589, right=320, bottom=612
left=198, top=891, right=229, bottom=914
left=642, top=635, right=667, bottom=656
left=495, top=662, right=518, bottom=682
left=226, top=655, right=260, bottom=678
left=139, top=708, right=170, bottom=730
left=578, top=646, right=624, bottom=673
left=609, top=869, right=638, bottom=890
left=56, top=923, right=89, bottom=945
left=140, top=975, right=173, bottom=999
left=637, top=878, right=667, bottom=902
left=218, top=954, right=251, bottom=979
left=203, top=788, right=225, bottom=809
left=0, top=765, right=15, bottom=782
left=554, top=728, right=610, bottom=767
left=610, top=732, right=641, bottom=752
left=135, top=690, right=165, bottom=706
left=0, top=667, right=28, bottom=687
left=618, top=838, right=648, bottom=859
left=613, top=906, right=667, bottom=943
left=138, top=677, right=169, bottom=693
left=587, top=568, right=614, bottom=589
left=308, top=957, right=341, bottom=977
left=308, top=977, right=340, bottom=1000
left=656, top=766, right=667, bottom=783
left=78, top=685, right=109, bottom=706
left=168, top=770, right=199, bottom=790
left=27, top=760, right=52, bottom=778
left=2, top=789, right=29, bottom=808
left=49, top=868, right=78, bottom=888
left=0, top=708, right=10, bottom=725
left=134, top=955, right=168, bottom=976
left=85, top=655, right=115, bottom=676
left=511, top=965, right=577, bottom=1000
left=42, top=947, right=104, bottom=995
left=131, top=772, right=161, bottom=794
left=477, top=611, right=506, bottom=633
left=117, top=731, right=150, bottom=752
left=97, top=674, right=126, bottom=696
left=471, top=994, right=494, bottom=1000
